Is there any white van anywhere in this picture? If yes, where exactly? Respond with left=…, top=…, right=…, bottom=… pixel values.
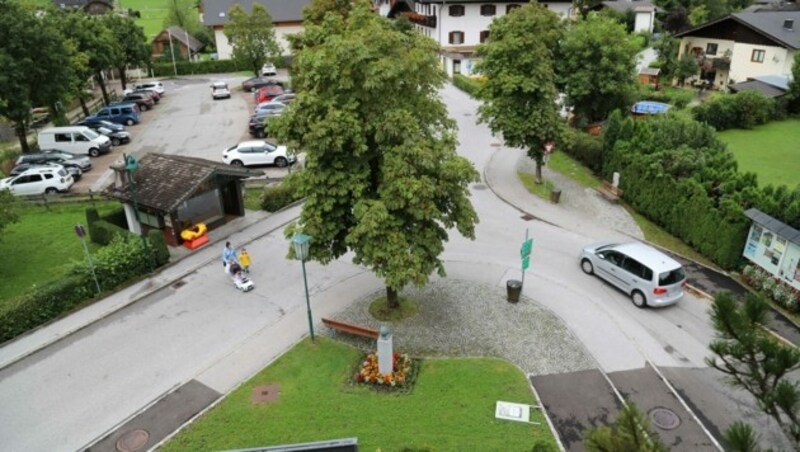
left=37, top=126, right=112, bottom=157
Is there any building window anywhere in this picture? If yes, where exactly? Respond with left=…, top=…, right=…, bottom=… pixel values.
left=480, top=4, right=496, bottom=16
left=449, top=31, right=465, bottom=45
left=480, top=30, right=490, bottom=43
left=751, top=49, right=766, bottom=63
left=506, top=4, right=521, bottom=14
left=706, top=43, right=718, bottom=55
left=449, top=5, right=465, bottom=16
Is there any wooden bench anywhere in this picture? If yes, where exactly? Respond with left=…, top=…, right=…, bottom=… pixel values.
left=321, top=318, right=379, bottom=339
left=595, top=180, right=624, bottom=203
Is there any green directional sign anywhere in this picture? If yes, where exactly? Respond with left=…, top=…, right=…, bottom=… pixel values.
left=520, top=238, right=533, bottom=258
left=522, top=256, right=531, bottom=270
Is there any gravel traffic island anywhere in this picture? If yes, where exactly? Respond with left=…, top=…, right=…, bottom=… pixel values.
left=325, top=278, right=595, bottom=376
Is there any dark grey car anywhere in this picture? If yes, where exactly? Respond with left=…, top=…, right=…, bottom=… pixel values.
left=16, top=150, right=92, bottom=171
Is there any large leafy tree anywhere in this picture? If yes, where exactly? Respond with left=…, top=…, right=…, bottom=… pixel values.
left=273, top=0, right=479, bottom=308
left=224, top=4, right=281, bottom=76
left=786, top=52, right=800, bottom=114
left=475, top=3, right=563, bottom=184
left=0, top=1, right=73, bottom=152
left=557, top=13, right=639, bottom=124
left=675, top=52, right=699, bottom=86
left=706, top=292, right=800, bottom=448
left=105, top=14, right=150, bottom=90
left=653, top=35, right=680, bottom=83
left=60, top=11, right=122, bottom=105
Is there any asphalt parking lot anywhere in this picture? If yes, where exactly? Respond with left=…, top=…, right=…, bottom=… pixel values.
left=71, top=72, right=294, bottom=194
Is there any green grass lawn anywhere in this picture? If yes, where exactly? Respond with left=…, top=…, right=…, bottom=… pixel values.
left=0, top=201, right=117, bottom=303
left=718, top=118, right=800, bottom=189
left=243, top=186, right=263, bottom=211
left=164, top=338, right=556, bottom=451
left=117, top=0, right=172, bottom=39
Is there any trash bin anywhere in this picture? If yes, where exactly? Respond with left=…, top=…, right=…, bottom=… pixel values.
left=550, top=188, right=562, bottom=204
left=506, top=279, right=522, bottom=303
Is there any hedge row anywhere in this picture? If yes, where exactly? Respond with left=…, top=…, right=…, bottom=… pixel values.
left=452, top=74, right=483, bottom=98
left=86, top=207, right=129, bottom=245
left=692, top=90, right=777, bottom=131
left=149, top=56, right=293, bottom=78
left=560, top=127, right=604, bottom=173
left=0, top=233, right=170, bottom=343
left=260, top=175, right=303, bottom=212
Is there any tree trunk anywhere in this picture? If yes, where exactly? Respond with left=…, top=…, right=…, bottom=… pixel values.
left=386, top=286, right=399, bottom=309
left=535, top=160, right=543, bottom=184
left=96, top=72, right=110, bottom=105
left=15, top=122, right=30, bottom=153
left=79, top=95, right=90, bottom=118
left=118, top=66, right=128, bottom=91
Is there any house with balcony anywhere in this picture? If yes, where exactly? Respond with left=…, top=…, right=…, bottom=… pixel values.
left=201, top=0, right=312, bottom=59
left=674, top=10, right=799, bottom=89
left=378, top=0, right=575, bottom=77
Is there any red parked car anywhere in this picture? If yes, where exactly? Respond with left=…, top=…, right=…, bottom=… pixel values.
left=255, top=85, right=284, bottom=103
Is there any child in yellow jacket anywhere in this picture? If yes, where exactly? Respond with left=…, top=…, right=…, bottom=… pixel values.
left=239, top=248, right=251, bottom=274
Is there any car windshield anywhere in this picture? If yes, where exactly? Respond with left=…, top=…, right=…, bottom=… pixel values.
left=659, top=267, right=685, bottom=286
left=84, top=129, right=100, bottom=139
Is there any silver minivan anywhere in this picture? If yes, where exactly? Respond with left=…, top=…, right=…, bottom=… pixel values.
left=579, top=241, right=686, bottom=308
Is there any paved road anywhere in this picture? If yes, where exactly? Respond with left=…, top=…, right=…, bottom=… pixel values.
left=0, top=78, right=792, bottom=451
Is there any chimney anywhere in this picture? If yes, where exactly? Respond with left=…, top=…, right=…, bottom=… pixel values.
left=784, top=19, right=794, bottom=31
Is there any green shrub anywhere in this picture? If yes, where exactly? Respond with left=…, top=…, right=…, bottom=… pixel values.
left=86, top=207, right=100, bottom=243
left=0, top=274, right=92, bottom=343
left=150, top=59, right=242, bottom=77
left=636, top=85, right=694, bottom=109
left=452, top=74, right=483, bottom=98
left=101, top=207, right=128, bottom=229
left=561, top=127, right=604, bottom=172
left=148, top=230, right=171, bottom=266
left=260, top=180, right=302, bottom=212
left=692, top=90, right=776, bottom=130
left=92, top=220, right=128, bottom=246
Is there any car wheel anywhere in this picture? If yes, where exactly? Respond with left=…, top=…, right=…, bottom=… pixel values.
left=250, top=87, right=257, bottom=93
left=631, top=290, right=647, bottom=309
left=111, top=137, right=121, bottom=146
left=140, top=104, right=148, bottom=111
left=126, top=119, right=135, bottom=126
left=275, top=157, right=288, bottom=168
left=255, top=129, right=265, bottom=138
left=580, top=259, right=594, bottom=275
left=89, top=148, right=100, bottom=157
left=231, top=160, right=244, bottom=167
left=45, top=187, right=58, bottom=195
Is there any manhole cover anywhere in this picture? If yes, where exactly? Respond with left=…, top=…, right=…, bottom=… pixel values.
left=472, top=184, right=487, bottom=190
left=649, top=407, right=681, bottom=430
left=521, top=213, right=535, bottom=221
left=172, top=280, right=187, bottom=289
left=116, top=429, right=149, bottom=452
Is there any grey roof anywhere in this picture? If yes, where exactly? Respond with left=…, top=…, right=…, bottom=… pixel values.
left=729, top=79, right=787, bottom=97
left=677, top=11, right=800, bottom=50
left=202, top=0, right=311, bottom=26
left=745, top=208, right=800, bottom=246
left=160, top=27, right=204, bottom=53
left=639, top=67, right=661, bottom=76
left=753, top=74, right=792, bottom=89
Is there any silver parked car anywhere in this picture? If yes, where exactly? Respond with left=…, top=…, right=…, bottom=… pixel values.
left=579, top=241, right=686, bottom=308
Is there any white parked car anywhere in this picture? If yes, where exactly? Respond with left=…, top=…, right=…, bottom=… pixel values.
left=261, top=62, right=277, bottom=76
left=0, top=165, right=74, bottom=195
left=211, top=81, right=231, bottom=100
left=124, top=81, right=165, bottom=96
left=222, top=140, right=296, bottom=168
left=579, top=241, right=686, bottom=308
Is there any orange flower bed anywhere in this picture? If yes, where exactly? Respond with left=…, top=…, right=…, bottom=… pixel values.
left=356, top=351, right=413, bottom=388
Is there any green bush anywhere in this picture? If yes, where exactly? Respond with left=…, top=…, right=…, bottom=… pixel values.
left=636, top=85, right=694, bottom=109
left=452, top=74, right=483, bottom=98
left=692, top=90, right=776, bottom=130
left=148, top=230, right=171, bottom=266
left=260, top=175, right=302, bottom=212
left=101, top=207, right=128, bottom=229
left=150, top=59, right=242, bottom=77
left=561, top=127, right=604, bottom=172
left=92, top=220, right=128, bottom=246
left=86, top=207, right=101, bottom=243
left=0, top=274, right=93, bottom=343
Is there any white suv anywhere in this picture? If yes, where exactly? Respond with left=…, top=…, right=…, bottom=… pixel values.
left=0, top=165, right=74, bottom=195
left=222, top=140, right=296, bottom=168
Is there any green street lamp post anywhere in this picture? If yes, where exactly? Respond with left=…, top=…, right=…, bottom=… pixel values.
left=124, top=154, right=155, bottom=272
left=292, top=233, right=315, bottom=343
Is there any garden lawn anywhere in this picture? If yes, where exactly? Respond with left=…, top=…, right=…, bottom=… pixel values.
left=718, top=118, right=800, bottom=188
left=0, top=202, right=117, bottom=304
left=164, top=338, right=556, bottom=451
left=117, top=0, right=173, bottom=40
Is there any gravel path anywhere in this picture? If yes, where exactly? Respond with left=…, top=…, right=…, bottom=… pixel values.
left=516, top=155, right=644, bottom=239
left=326, top=279, right=595, bottom=376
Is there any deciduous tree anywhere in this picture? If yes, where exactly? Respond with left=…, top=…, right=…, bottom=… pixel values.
left=475, top=3, right=563, bottom=184
left=786, top=53, right=800, bottom=114
left=557, top=14, right=639, bottom=124
left=105, top=14, right=150, bottom=90
left=675, top=52, right=699, bottom=86
left=653, top=35, right=680, bottom=83
left=60, top=11, right=122, bottom=105
left=272, top=0, right=479, bottom=309
left=224, top=4, right=281, bottom=76
left=706, top=292, right=800, bottom=448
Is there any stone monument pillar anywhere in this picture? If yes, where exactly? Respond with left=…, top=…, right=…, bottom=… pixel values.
left=377, top=324, right=393, bottom=375
left=612, top=171, right=621, bottom=188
